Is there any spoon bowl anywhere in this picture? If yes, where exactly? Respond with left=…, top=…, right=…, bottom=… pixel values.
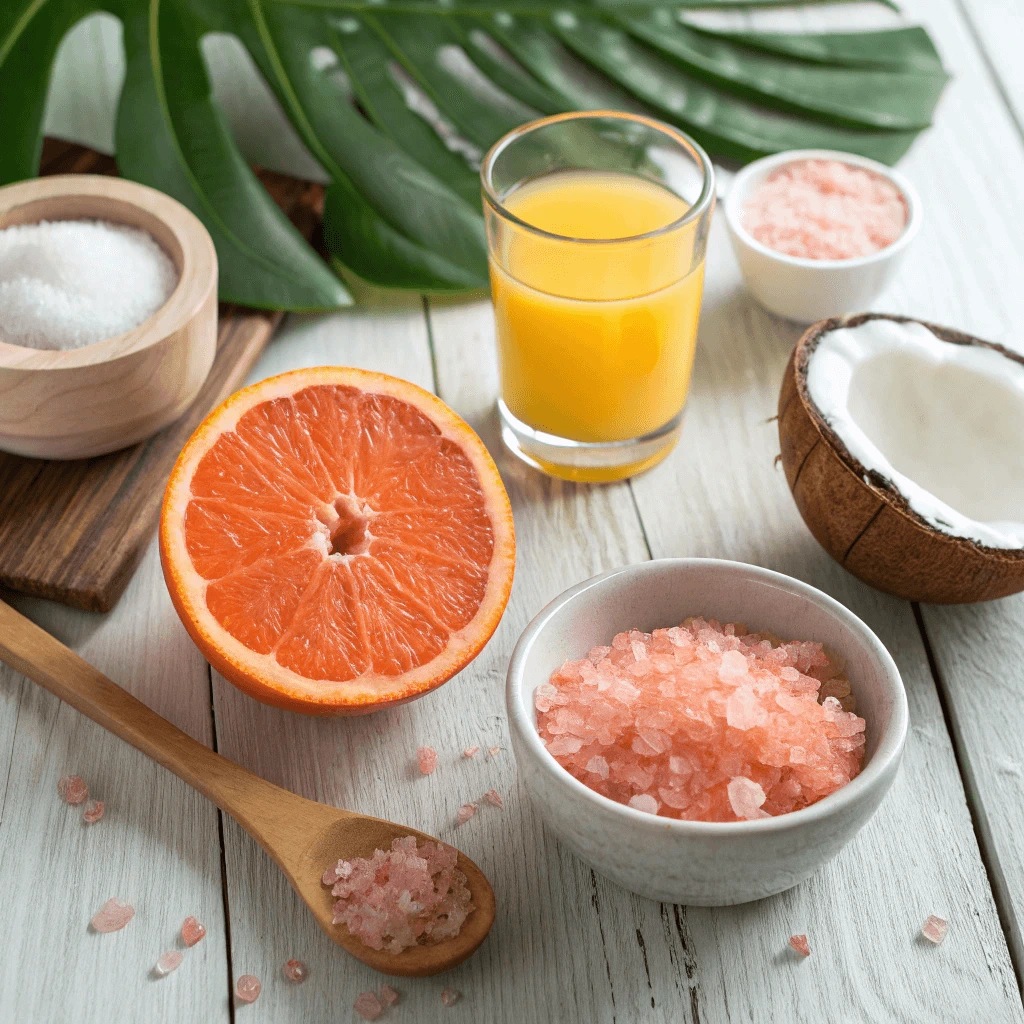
left=0, top=598, right=495, bottom=976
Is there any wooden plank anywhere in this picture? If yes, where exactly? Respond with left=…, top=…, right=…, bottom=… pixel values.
left=0, top=141, right=325, bottom=613
left=903, top=0, right=1024, bottom=987
left=0, top=541, right=229, bottom=1023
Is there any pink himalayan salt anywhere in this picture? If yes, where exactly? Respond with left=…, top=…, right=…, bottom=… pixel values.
left=921, top=915, right=948, bottom=944
left=327, top=836, right=473, bottom=953
left=483, top=789, right=503, bottom=809
left=789, top=934, right=811, bottom=957
left=323, top=859, right=354, bottom=886
left=58, top=775, right=88, bottom=805
left=380, top=983, right=399, bottom=1007
left=456, top=803, right=477, bottom=825
left=283, top=958, right=307, bottom=982
left=462, top=746, right=479, bottom=758
left=154, top=950, right=184, bottom=977
left=536, top=618, right=865, bottom=823
left=181, top=916, right=206, bottom=947
left=441, top=988, right=461, bottom=1007
left=354, top=991, right=384, bottom=1020
left=83, top=800, right=104, bottom=824
left=235, top=975, right=261, bottom=1004
left=91, top=897, right=134, bottom=933
left=487, top=747, right=501, bottom=757
left=742, top=158, right=907, bottom=261
left=417, top=746, right=438, bottom=775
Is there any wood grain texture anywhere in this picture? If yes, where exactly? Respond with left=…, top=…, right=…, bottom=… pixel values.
left=0, top=141, right=323, bottom=612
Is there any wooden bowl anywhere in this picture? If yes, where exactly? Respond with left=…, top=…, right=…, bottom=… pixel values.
left=0, top=174, right=217, bottom=459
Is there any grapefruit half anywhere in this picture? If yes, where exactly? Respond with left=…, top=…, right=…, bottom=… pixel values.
left=160, top=367, right=515, bottom=715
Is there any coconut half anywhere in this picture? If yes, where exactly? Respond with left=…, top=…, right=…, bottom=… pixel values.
left=778, top=312, right=1024, bottom=604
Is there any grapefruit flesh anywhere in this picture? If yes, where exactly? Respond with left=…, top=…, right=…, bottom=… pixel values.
left=160, top=367, right=515, bottom=714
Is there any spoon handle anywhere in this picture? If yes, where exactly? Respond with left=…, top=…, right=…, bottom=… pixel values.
left=0, top=598, right=313, bottom=841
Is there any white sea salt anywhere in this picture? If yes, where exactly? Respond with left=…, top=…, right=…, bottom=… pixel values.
left=0, top=218, right=178, bottom=351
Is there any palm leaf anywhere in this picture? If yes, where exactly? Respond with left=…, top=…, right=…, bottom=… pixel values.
left=0, top=0, right=949, bottom=307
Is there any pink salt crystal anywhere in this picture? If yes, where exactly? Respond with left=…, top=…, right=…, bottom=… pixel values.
left=154, top=950, right=183, bottom=977
left=921, top=915, right=948, bottom=945
left=235, top=974, right=261, bottom=1004
left=728, top=777, right=768, bottom=821
left=628, top=794, right=659, bottom=815
left=90, top=897, right=134, bottom=933
left=741, top=158, right=907, bottom=261
left=457, top=802, right=478, bottom=825
left=536, top=618, right=865, bottom=823
left=380, top=983, right=399, bottom=1007
left=483, top=789, right=503, bottom=809
left=58, top=775, right=88, bottom=806
left=181, top=916, right=206, bottom=947
left=417, top=746, right=438, bottom=775
left=462, top=746, right=479, bottom=758
left=83, top=800, right=105, bottom=824
left=328, top=836, right=473, bottom=953
left=487, top=746, right=500, bottom=757
left=283, top=958, right=307, bottom=982
left=789, top=934, right=811, bottom=957
left=354, top=990, right=384, bottom=1020
left=323, top=859, right=354, bottom=886
left=440, top=988, right=461, bottom=1007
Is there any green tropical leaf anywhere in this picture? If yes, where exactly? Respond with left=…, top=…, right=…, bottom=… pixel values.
left=0, top=0, right=949, bottom=307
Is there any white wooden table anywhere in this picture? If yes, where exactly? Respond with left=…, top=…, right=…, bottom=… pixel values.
left=4, top=2, right=1024, bottom=1021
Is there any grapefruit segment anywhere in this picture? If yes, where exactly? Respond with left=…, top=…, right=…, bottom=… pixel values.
left=160, top=367, right=515, bottom=714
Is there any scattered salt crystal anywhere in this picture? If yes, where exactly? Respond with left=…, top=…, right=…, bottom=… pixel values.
left=789, top=934, right=811, bottom=957
left=154, top=950, right=184, bottom=977
left=440, top=988, right=461, bottom=1007
left=417, top=746, right=438, bottom=775
left=488, top=746, right=501, bottom=757
left=354, top=990, right=384, bottom=1020
left=283, top=958, right=307, bottom=982
left=0, top=219, right=179, bottom=350
left=457, top=803, right=478, bottom=825
left=462, top=746, right=479, bottom=758
left=83, top=800, right=104, bottom=824
left=728, top=777, right=768, bottom=821
left=537, top=618, right=865, bottom=822
left=483, top=789, right=503, bottom=809
left=181, top=916, right=206, bottom=947
left=327, top=836, right=473, bottom=952
left=91, top=897, right=135, bottom=933
left=235, top=974, right=261, bottom=1004
left=741, top=158, right=907, bottom=261
left=628, top=794, right=659, bottom=815
left=58, top=775, right=88, bottom=805
left=921, top=915, right=947, bottom=945
left=380, top=983, right=399, bottom=1007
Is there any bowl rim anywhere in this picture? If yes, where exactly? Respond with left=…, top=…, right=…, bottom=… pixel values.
left=723, top=148, right=922, bottom=271
left=506, top=557, right=909, bottom=836
left=0, top=173, right=216, bottom=370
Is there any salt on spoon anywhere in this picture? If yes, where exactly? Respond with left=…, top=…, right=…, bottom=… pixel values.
left=0, top=218, right=177, bottom=351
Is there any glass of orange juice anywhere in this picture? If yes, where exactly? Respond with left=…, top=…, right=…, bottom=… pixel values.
left=481, top=111, right=715, bottom=482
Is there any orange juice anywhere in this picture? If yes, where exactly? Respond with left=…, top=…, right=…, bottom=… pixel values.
left=489, top=170, right=706, bottom=451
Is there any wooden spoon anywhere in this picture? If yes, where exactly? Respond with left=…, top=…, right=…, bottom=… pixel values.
left=0, top=598, right=494, bottom=976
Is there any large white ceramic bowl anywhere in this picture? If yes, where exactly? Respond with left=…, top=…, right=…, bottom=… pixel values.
left=506, top=559, right=908, bottom=905
left=724, top=148, right=921, bottom=324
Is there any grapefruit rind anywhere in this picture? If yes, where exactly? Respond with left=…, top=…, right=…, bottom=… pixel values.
left=160, top=367, right=515, bottom=715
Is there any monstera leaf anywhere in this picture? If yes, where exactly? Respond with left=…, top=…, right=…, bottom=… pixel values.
left=0, top=0, right=948, bottom=308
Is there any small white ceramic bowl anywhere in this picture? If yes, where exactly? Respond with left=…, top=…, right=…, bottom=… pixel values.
left=724, top=149, right=921, bottom=324
left=507, top=559, right=908, bottom=906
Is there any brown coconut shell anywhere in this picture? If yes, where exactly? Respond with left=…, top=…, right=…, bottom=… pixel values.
left=778, top=312, right=1024, bottom=604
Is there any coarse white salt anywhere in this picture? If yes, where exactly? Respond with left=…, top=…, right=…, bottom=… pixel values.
left=0, top=219, right=178, bottom=351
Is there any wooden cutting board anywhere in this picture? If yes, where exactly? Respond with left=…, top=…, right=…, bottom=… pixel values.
left=0, top=139, right=326, bottom=612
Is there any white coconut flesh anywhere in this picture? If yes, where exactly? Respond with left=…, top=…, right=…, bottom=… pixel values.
left=805, top=319, right=1024, bottom=550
